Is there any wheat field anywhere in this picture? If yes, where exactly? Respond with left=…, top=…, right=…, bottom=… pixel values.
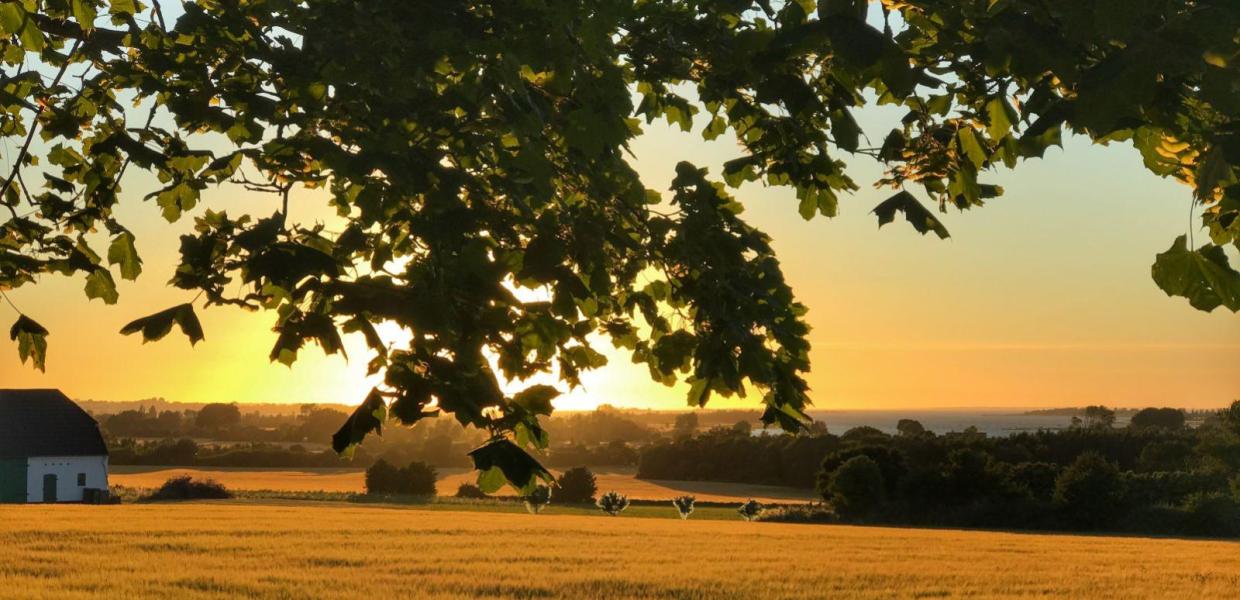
left=1, top=501, right=1237, bottom=599
left=109, top=466, right=816, bottom=503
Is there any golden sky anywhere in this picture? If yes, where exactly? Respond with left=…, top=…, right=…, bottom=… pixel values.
left=2, top=106, right=1237, bottom=411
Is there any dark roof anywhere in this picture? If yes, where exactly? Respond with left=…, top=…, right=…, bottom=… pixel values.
left=0, top=389, right=108, bottom=459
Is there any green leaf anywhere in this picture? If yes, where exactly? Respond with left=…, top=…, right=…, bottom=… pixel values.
left=109, top=0, right=138, bottom=17
left=9, top=314, right=49, bottom=372
left=107, top=231, right=142, bottom=280
left=84, top=269, right=119, bottom=304
left=872, top=191, right=951, bottom=239
left=119, top=303, right=205, bottom=345
left=957, top=127, right=987, bottom=168
left=1151, top=236, right=1240, bottom=312
left=331, top=389, right=387, bottom=455
left=71, top=0, right=98, bottom=30
left=468, top=438, right=553, bottom=494
left=986, top=97, right=1015, bottom=140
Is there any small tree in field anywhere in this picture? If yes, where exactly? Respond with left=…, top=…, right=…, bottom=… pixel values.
left=523, top=485, right=552, bottom=514
left=554, top=467, right=598, bottom=504
left=597, top=491, right=630, bottom=516
left=672, top=495, right=696, bottom=520
left=738, top=499, right=764, bottom=522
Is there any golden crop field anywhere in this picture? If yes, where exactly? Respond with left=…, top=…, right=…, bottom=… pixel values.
left=109, top=466, right=816, bottom=503
left=2, top=501, right=1237, bottom=599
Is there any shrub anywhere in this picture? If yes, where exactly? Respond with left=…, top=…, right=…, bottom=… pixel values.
left=365, top=459, right=437, bottom=496
left=737, top=499, right=764, bottom=522
left=1054, top=452, right=1124, bottom=529
left=597, top=491, right=630, bottom=516
left=523, top=485, right=552, bottom=514
left=825, top=455, right=885, bottom=520
left=672, top=495, right=696, bottom=520
left=455, top=483, right=488, bottom=499
left=146, top=476, right=232, bottom=501
left=554, top=467, right=598, bottom=504
left=756, top=504, right=837, bottom=524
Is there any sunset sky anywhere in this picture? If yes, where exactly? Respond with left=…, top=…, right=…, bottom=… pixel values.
left=1, top=100, right=1237, bottom=411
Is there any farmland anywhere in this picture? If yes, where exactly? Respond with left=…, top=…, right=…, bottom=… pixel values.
left=109, top=466, right=816, bottom=503
left=1, top=502, right=1237, bottom=599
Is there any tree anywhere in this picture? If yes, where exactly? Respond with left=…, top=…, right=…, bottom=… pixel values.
left=1130, top=408, right=1187, bottom=430
left=896, top=419, right=926, bottom=437
left=195, top=403, right=241, bottom=431
left=1224, top=401, right=1240, bottom=435
left=672, top=495, right=696, bottom=520
left=823, top=455, right=885, bottom=520
left=731, top=420, right=753, bottom=436
left=737, top=499, right=764, bottom=522
left=365, top=459, right=437, bottom=496
left=523, top=485, right=552, bottom=515
left=673, top=413, right=699, bottom=439
left=2, top=1, right=1237, bottom=493
left=554, top=467, right=598, bottom=504
left=596, top=491, right=630, bottom=516
left=1083, top=406, right=1116, bottom=429
left=1055, top=453, right=1124, bottom=529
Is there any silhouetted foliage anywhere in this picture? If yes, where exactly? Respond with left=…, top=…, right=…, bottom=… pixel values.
left=823, top=455, right=885, bottom=520
left=1130, top=408, right=1187, bottom=430
left=146, top=476, right=231, bottom=501
left=896, top=419, right=926, bottom=437
left=672, top=495, right=696, bottom=520
left=454, top=483, right=489, bottom=499
left=554, top=467, right=598, bottom=504
left=195, top=403, right=242, bottom=431
left=364, top=459, right=437, bottom=496
left=523, top=485, right=552, bottom=515
left=737, top=499, right=764, bottom=522
left=1054, top=453, right=1125, bottom=530
left=597, top=491, right=630, bottom=516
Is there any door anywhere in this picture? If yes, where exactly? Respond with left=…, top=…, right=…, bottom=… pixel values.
left=42, top=474, right=57, bottom=503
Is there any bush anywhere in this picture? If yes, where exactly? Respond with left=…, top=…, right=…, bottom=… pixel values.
left=825, top=455, right=885, bottom=520
left=737, top=499, right=764, bottom=522
left=523, top=485, right=552, bottom=514
left=756, top=504, right=837, bottom=524
left=146, top=476, right=232, bottom=501
left=365, top=459, right=437, bottom=496
left=1054, top=453, right=1124, bottom=529
left=597, top=491, right=630, bottom=516
left=455, top=483, right=488, bottom=499
left=672, top=495, right=696, bottom=519
left=554, top=467, right=597, bottom=504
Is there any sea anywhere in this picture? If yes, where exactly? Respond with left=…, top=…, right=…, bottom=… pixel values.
left=798, top=410, right=1091, bottom=437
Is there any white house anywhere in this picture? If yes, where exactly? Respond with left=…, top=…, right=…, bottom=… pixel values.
left=0, top=389, right=109, bottom=503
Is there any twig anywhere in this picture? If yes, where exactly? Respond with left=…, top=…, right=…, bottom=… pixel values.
left=0, top=39, right=83, bottom=204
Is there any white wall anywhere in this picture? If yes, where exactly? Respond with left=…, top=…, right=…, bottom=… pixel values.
left=26, top=456, right=109, bottom=503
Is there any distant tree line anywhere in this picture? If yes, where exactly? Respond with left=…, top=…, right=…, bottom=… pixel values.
left=103, top=403, right=650, bottom=469
left=641, top=404, right=1240, bottom=537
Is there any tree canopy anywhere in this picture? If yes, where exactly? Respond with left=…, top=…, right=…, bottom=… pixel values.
left=1, top=0, right=1237, bottom=492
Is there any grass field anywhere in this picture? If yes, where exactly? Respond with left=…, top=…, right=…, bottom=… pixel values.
left=2, top=501, right=1237, bottom=599
left=109, top=466, right=816, bottom=503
